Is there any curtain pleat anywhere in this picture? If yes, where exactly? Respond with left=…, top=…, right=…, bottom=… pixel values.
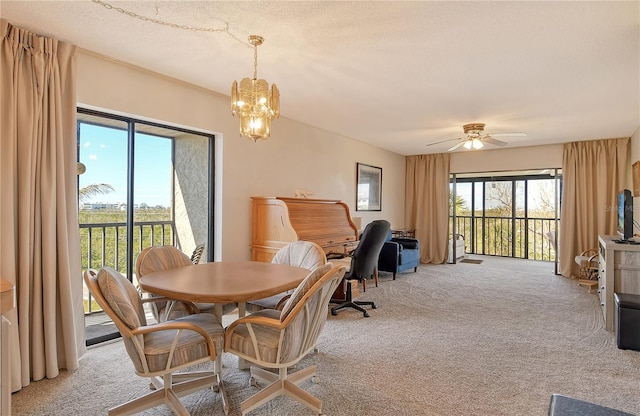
left=405, top=154, right=451, bottom=263
left=1, top=19, right=84, bottom=392
left=559, top=138, right=629, bottom=277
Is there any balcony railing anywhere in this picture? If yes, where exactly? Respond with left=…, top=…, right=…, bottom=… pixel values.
left=450, top=215, right=557, bottom=261
left=81, top=220, right=175, bottom=315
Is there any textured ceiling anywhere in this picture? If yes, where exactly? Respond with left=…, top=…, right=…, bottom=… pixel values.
left=1, top=1, right=639, bottom=155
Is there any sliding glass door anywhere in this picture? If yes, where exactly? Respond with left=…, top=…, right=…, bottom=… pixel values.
left=450, top=170, right=561, bottom=263
left=77, top=108, right=215, bottom=344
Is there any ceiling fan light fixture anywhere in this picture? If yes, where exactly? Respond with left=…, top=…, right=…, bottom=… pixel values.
left=462, top=138, right=484, bottom=150
left=231, top=35, right=280, bottom=142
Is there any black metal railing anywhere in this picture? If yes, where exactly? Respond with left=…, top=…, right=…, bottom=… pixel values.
left=450, top=215, right=557, bottom=261
left=81, top=220, right=175, bottom=314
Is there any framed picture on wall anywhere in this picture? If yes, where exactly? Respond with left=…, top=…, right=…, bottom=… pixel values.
left=633, top=161, right=640, bottom=197
left=356, top=163, right=382, bottom=211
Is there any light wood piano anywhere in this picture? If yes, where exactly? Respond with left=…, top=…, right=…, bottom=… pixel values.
left=250, top=197, right=359, bottom=262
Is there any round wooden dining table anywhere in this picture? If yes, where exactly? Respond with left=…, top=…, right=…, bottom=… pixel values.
left=138, top=260, right=309, bottom=308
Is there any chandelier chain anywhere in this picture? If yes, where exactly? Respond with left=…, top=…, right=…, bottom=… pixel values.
left=253, top=44, right=258, bottom=79
left=91, top=0, right=251, bottom=47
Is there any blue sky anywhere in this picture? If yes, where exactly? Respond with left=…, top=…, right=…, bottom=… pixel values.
left=78, top=123, right=172, bottom=207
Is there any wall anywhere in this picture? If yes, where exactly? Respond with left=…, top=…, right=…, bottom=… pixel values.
left=75, top=50, right=405, bottom=261
left=450, top=143, right=563, bottom=174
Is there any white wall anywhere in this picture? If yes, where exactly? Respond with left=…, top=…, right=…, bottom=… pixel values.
left=76, top=51, right=405, bottom=261
left=450, top=143, right=563, bottom=174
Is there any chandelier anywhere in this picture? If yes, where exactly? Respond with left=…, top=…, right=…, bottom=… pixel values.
left=231, top=35, right=280, bottom=141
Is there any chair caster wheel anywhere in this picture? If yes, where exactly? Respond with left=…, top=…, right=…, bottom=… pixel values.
left=363, top=312, right=370, bottom=317
left=250, top=377, right=258, bottom=387
left=331, top=310, right=337, bottom=316
left=311, top=375, right=317, bottom=384
left=372, top=305, right=377, bottom=309
left=212, top=384, right=219, bottom=393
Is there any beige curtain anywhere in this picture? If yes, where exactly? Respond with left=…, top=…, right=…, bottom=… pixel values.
left=405, top=154, right=451, bottom=263
left=1, top=19, right=85, bottom=391
left=559, top=138, right=629, bottom=277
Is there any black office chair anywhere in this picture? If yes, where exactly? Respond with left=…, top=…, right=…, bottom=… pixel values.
left=331, top=219, right=391, bottom=317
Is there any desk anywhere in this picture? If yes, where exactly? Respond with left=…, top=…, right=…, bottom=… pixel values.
left=139, top=261, right=309, bottom=414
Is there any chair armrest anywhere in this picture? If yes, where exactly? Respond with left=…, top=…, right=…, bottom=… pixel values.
left=226, top=314, right=283, bottom=334
left=379, top=242, right=400, bottom=264
left=391, top=238, right=419, bottom=250
left=132, top=319, right=218, bottom=360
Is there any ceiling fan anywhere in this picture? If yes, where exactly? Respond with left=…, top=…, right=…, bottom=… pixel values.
left=426, top=123, right=526, bottom=152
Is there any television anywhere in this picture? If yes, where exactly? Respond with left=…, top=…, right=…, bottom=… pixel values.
left=617, top=189, right=634, bottom=240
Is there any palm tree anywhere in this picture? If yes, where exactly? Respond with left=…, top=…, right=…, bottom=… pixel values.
left=79, top=183, right=114, bottom=203
left=449, top=191, right=466, bottom=215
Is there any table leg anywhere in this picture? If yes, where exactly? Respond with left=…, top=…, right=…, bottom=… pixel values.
left=212, top=304, right=229, bottom=414
left=236, top=302, right=251, bottom=370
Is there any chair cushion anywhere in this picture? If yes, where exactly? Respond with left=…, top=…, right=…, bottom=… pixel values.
left=280, top=263, right=332, bottom=321
left=98, top=267, right=146, bottom=329
left=142, top=313, right=224, bottom=373
left=225, top=309, right=285, bottom=364
left=246, top=294, right=289, bottom=311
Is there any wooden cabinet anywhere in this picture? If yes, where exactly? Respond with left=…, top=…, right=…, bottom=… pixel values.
left=1, top=279, right=15, bottom=415
left=597, top=235, right=640, bottom=331
left=251, top=197, right=359, bottom=262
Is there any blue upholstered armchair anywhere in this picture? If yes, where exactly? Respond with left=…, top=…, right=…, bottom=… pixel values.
left=378, top=231, right=420, bottom=279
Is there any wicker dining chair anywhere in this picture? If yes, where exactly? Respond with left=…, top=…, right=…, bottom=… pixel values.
left=84, top=267, right=226, bottom=415
left=246, top=241, right=327, bottom=312
left=136, top=245, right=236, bottom=322
left=190, top=243, right=205, bottom=264
left=225, top=263, right=345, bottom=415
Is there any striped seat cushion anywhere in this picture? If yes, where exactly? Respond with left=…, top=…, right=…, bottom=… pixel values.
left=142, top=313, right=224, bottom=373
left=225, top=309, right=290, bottom=364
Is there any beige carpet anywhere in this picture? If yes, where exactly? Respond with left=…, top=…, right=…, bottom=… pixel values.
left=12, top=256, right=640, bottom=415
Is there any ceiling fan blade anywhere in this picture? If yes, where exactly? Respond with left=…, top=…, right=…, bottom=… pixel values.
left=483, top=137, right=508, bottom=147
left=425, top=137, right=461, bottom=147
left=448, top=140, right=468, bottom=152
left=488, top=132, right=527, bottom=137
